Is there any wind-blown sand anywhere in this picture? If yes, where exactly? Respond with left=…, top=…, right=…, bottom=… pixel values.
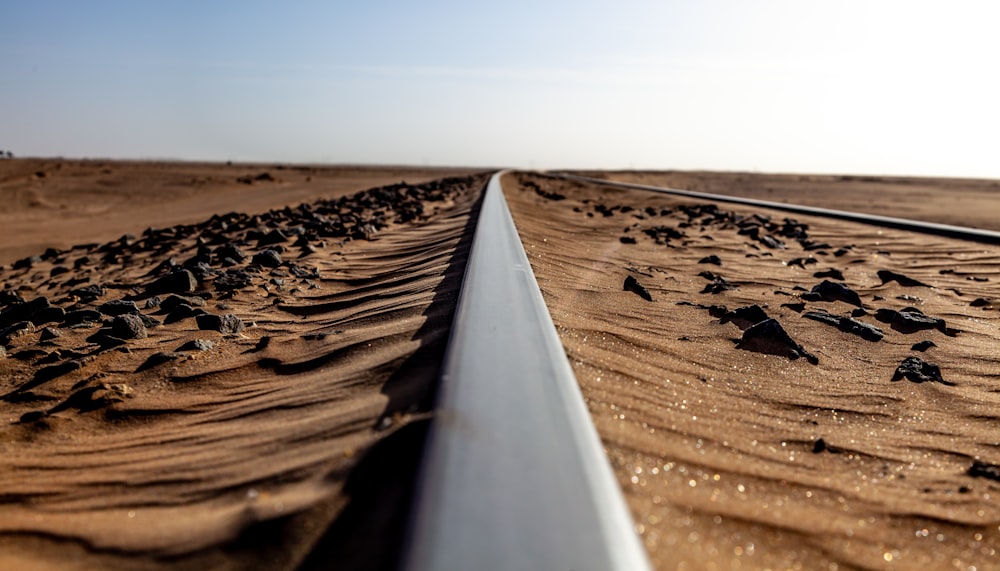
left=0, top=159, right=486, bottom=570
left=2, top=159, right=999, bottom=570
left=504, top=172, right=1000, bottom=570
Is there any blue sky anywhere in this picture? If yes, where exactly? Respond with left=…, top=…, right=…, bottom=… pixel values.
left=3, top=1, right=1000, bottom=177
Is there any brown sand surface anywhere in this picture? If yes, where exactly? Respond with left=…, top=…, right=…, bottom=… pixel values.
left=0, top=168, right=487, bottom=570
left=576, top=170, right=1000, bottom=232
left=0, top=159, right=480, bottom=265
left=505, top=172, right=1000, bottom=570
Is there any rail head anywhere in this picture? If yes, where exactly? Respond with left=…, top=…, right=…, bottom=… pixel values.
left=404, top=172, right=651, bottom=571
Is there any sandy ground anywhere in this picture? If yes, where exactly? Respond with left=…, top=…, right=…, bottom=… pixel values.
left=504, top=172, right=1000, bottom=570
left=577, top=170, right=1000, bottom=232
left=3, top=159, right=1000, bottom=570
left=0, top=159, right=487, bottom=570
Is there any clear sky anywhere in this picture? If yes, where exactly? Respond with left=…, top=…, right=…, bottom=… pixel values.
left=3, top=1, right=1000, bottom=177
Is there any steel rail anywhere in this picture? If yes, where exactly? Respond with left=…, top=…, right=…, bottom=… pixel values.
left=555, top=173, right=1000, bottom=245
left=404, top=172, right=651, bottom=571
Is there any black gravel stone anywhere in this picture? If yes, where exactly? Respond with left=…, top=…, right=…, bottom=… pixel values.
left=720, top=305, right=769, bottom=330
left=99, top=299, right=141, bottom=316
left=0, top=296, right=51, bottom=328
left=252, top=249, right=283, bottom=268
left=968, top=461, right=1000, bottom=483
left=619, top=236, right=637, bottom=245
left=196, top=313, right=245, bottom=334
left=214, top=270, right=255, bottom=291
left=736, top=318, right=818, bottom=364
left=874, top=307, right=948, bottom=334
left=146, top=269, right=197, bottom=295
left=63, top=309, right=103, bottom=326
left=70, top=284, right=106, bottom=302
left=39, top=327, right=62, bottom=342
left=892, top=356, right=950, bottom=384
left=911, top=340, right=936, bottom=351
left=970, top=298, right=990, bottom=307
left=623, top=275, right=653, bottom=301
left=803, top=310, right=884, bottom=341
left=214, top=244, right=247, bottom=263
left=802, top=280, right=863, bottom=307
left=698, top=255, right=722, bottom=266
left=110, top=314, right=147, bottom=340
left=159, top=294, right=206, bottom=312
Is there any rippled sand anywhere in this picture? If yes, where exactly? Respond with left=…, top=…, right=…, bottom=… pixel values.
left=504, top=172, right=1000, bottom=570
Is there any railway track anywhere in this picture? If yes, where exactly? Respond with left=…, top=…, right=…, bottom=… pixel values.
left=403, top=170, right=998, bottom=570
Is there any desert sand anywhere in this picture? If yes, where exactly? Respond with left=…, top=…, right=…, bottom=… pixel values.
left=2, top=159, right=999, bottom=570
left=504, top=172, right=1000, bottom=570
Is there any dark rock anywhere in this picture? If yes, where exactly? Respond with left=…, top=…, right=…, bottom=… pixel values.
left=196, top=313, right=245, bottom=334
left=252, top=249, right=283, bottom=268
left=877, top=270, right=930, bottom=287
left=720, top=305, right=769, bottom=330
left=31, top=306, right=65, bottom=326
left=214, top=270, right=255, bottom=291
left=619, top=236, right=637, bottom=245
left=257, top=229, right=289, bottom=247
left=623, top=275, right=653, bottom=301
left=813, top=268, right=844, bottom=280
left=110, top=314, right=147, bottom=340
left=98, top=299, right=141, bottom=316
left=71, top=284, right=106, bottom=302
left=39, top=327, right=62, bottom=342
left=146, top=270, right=197, bottom=295
left=159, top=294, right=206, bottom=312
left=970, top=298, right=990, bottom=307
left=758, top=235, right=785, bottom=249
left=178, top=339, right=215, bottom=352
left=63, top=309, right=103, bottom=326
left=802, top=280, right=863, bottom=307
left=896, top=294, right=922, bottom=303
left=698, top=255, right=722, bottom=265
left=781, top=302, right=806, bottom=313
left=803, top=310, right=884, bottom=341
left=145, top=296, right=162, bottom=309
left=874, top=307, right=949, bottom=334
left=968, top=461, right=1000, bottom=483
left=892, top=356, right=950, bottom=385
left=812, top=438, right=828, bottom=453
left=911, top=340, right=936, bottom=351
left=850, top=308, right=867, bottom=317
left=12, top=255, right=42, bottom=270
left=0, top=296, right=51, bottom=328
left=968, top=276, right=989, bottom=282
left=834, top=248, right=850, bottom=257
left=137, top=314, right=161, bottom=329
left=736, top=318, right=818, bottom=364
